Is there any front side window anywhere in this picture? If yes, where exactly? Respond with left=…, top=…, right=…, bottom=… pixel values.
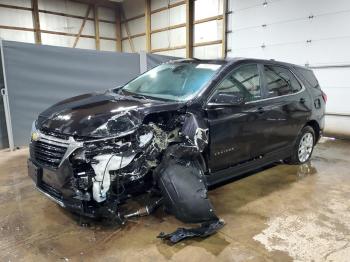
left=211, top=64, right=261, bottom=103
left=264, top=65, right=302, bottom=97
left=120, top=63, right=221, bottom=101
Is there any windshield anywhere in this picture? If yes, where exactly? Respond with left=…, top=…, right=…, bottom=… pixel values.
left=120, top=62, right=222, bottom=101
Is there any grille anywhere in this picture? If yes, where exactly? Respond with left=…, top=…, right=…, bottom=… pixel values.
left=31, top=137, right=69, bottom=169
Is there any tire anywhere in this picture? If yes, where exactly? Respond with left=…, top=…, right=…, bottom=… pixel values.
left=285, top=126, right=315, bottom=164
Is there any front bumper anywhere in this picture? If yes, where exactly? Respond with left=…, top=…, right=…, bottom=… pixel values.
left=27, top=158, right=100, bottom=218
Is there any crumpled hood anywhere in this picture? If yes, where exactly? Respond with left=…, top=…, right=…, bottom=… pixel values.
left=37, top=91, right=184, bottom=138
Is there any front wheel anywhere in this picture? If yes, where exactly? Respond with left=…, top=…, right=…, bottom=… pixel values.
left=285, top=126, right=315, bottom=164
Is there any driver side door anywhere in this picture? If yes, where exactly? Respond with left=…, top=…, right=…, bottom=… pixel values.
left=206, top=63, right=267, bottom=172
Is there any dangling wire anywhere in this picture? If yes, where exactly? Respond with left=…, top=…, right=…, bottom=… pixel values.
left=99, top=154, right=126, bottom=198
left=117, top=154, right=124, bottom=196
left=100, top=154, right=115, bottom=196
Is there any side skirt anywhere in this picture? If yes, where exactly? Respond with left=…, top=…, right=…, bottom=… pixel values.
left=206, top=146, right=292, bottom=187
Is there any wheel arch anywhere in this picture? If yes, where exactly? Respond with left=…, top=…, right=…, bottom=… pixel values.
left=304, top=120, right=321, bottom=143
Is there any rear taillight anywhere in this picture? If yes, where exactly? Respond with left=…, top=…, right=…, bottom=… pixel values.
left=321, top=91, right=327, bottom=103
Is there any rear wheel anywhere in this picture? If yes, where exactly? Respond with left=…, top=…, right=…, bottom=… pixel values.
left=285, top=126, right=315, bottom=164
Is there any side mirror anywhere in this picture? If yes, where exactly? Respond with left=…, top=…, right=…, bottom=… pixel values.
left=207, top=92, right=245, bottom=107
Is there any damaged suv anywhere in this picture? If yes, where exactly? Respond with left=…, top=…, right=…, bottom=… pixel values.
left=28, top=58, right=325, bottom=242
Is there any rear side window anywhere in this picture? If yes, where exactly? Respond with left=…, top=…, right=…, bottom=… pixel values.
left=295, top=67, right=319, bottom=88
left=264, top=65, right=302, bottom=97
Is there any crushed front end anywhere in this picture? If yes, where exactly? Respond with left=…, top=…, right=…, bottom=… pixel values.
left=28, top=110, right=179, bottom=222
left=28, top=91, right=224, bottom=242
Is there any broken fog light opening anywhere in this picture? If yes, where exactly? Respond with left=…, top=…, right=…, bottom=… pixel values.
left=74, top=172, right=92, bottom=191
left=71, top=148, right=86, bottom=163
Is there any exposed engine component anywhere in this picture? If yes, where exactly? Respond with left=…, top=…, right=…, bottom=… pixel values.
left=91, top=154, right=136, bottom=202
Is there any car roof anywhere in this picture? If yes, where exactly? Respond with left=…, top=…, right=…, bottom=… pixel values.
left=170, top=57, right=311, bottom=70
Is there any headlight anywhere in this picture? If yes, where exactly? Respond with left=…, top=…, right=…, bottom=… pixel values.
left=30, top=120, right=40, bottom=141
left=91, top=110, right=142, bottom=137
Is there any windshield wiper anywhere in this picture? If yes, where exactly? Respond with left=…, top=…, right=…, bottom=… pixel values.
left=130, top=94, right=148, bottom=100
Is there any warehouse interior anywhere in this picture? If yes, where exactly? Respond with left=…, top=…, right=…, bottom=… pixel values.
left=0, top=0, right=350, bottom=261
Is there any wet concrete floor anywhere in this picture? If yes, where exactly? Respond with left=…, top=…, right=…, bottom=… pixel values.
left=0, top=137, right=349, bottom=261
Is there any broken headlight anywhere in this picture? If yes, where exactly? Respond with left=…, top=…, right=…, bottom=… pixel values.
left=91, top=110, right=142, bottom=137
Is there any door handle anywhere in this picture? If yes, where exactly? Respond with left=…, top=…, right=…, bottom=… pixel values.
left=257, top=107, right=265, bottom=114
left=300, top=97, right=306, bottom=103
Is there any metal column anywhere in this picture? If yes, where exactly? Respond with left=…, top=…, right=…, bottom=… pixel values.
left=0, top=39, right=15, bottom=150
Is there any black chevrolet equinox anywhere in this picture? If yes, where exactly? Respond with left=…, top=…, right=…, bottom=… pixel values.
left=28, top=58, right=326, bottom=242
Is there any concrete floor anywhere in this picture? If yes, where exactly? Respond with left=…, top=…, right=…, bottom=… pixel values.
left=0, top=138, right=350, bottom=261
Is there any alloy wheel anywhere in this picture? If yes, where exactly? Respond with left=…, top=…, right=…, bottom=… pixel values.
left=298, top=132, right=314, bottom=163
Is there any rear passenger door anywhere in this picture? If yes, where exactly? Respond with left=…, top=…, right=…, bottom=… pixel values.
left=258, top=64, right=311, bottom=152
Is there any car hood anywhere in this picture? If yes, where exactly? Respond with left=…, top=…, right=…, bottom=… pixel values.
left=37, top=91, right=185, bottom=138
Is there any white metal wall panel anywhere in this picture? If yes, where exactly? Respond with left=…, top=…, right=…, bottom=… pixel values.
left=1, top=0, right=31, bottom=7
left=0, top=5, right=34, bottom=43
left=0, top=8, right=32, bottom=28
left=122, top=35, right=146, bottom=52
left=151, top=0, right=184, bottom=11
left=122, top=0, right=145, bottom=19
left=122, top=40, right=130, bottom=53
left=194, top=44, right=222, bottom=59
left=151, top=27, right=185, bottom=49
left=194, top=20, right=222, bottom=43
left=39, top=13, right=95, bottom=35
left=38, top=0, right=93, bottom=18
left=324, top=115, right=350, bottom=139
left=41, top=33, right=96, bottom=49
left=98, top=7, right=115, bottom=21
left=100, top=39, right=117, bottom=52
left=100, top=21, right=116, bottom=38
left=230, top=0, right=258, bottom=10
left=151, top=5, right=185, bottom=30
left=0, top=29, right=35, bottom=43
left=121, top=17, right=145, bottom=37
left=154, top=48, right=186, bottom=57
left=195, top=0, right=223, bottom=20
left=313, top=68, right=350, bottom=115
